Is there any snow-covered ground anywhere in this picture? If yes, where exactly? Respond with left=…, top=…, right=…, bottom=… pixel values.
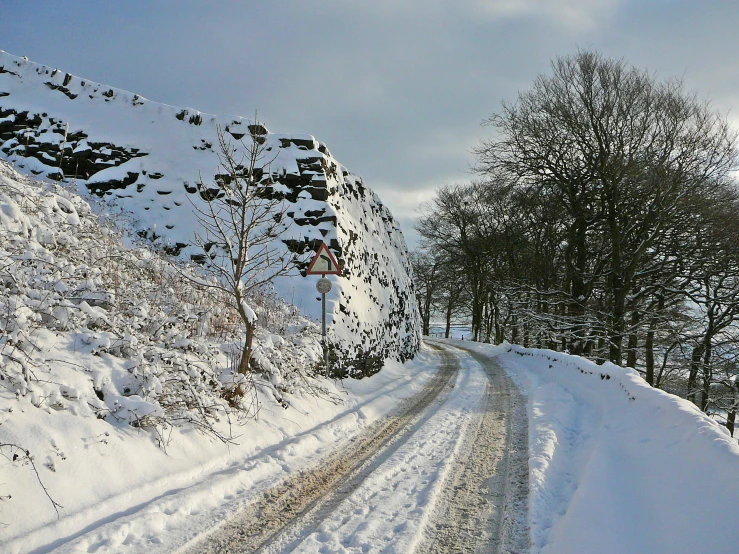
left=255, top=347, right=488, bottom=554
left=454, top=340, right=739, bottom=554
left=1, top=346, right=442, bottom=554
left=3, top=166, right=736, bottom=554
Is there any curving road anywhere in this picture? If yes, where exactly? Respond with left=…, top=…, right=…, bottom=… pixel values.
left=421, top=343, right=530, bottom=554
left=184, top=342, right=529, bottom=553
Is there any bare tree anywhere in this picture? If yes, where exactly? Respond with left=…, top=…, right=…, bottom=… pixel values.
left=190, top=120, right=293, bottom=374
left=410, top=249, right=442, bottom=336
left=475, top=49, right=738, bottom=364
left=417, top=50, right=739, bottom=430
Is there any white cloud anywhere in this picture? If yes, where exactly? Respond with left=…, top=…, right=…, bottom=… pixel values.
left=472, top=0, right=622, bottom=31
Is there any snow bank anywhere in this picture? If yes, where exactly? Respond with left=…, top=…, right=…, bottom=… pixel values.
left=1, top=348, right=441, bottom=554
left=456, top=341, right=739, bottom=554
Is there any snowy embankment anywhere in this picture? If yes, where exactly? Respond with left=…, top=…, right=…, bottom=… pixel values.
left=0, top=160, right=439, bottom=554
left=4, top=351, right=440, bottom=554
left=455, top=340, right=739, bottom=554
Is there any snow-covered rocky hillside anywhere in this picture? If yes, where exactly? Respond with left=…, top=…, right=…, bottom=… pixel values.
left=0, top=50, right=420, bottom=365
left=0, top=157, right=392, bottom=549
left=0, top=154, right=440, bottom=551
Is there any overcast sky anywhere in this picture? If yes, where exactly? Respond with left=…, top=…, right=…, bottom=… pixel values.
left=4, top=1, right=739, bottom=246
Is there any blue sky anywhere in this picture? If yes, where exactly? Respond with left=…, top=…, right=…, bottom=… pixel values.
left=4, top=0, right=739, bottom=246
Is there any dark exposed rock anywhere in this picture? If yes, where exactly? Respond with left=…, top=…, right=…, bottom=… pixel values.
left=248, top=123, right=267, bottom=136
left=291, top=136, right=316, bottom=149
left=44, top=81, right=78, bottom=100
left=0, top=108, right=147, bottom=183
left=304, top=187, right=329, bottom=201
left=87, top=171, right=140, bottom=196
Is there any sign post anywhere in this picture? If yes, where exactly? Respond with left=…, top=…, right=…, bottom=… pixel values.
left=306, top=244, right=341, bottom=376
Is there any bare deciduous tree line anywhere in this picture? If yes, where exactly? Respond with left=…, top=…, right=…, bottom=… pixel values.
left=413, top=50, right=739, bottom=432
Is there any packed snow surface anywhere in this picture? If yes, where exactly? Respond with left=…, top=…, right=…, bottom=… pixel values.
left=278, top=349, right=486, bottom=554
left=455, top=340, right=739, bottom=554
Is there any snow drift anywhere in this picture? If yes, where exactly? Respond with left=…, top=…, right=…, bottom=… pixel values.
left=459, top=341, right=739, bottom=554
left=0, top=50, right=420, bottom=365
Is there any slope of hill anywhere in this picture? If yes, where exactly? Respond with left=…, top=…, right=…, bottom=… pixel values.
left=0, top=158, right=442, bottom=552
left=0, top=50, right=420, bottom=365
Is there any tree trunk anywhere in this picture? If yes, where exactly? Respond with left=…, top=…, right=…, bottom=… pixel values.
left=493, top=302, right=502, bottom=344
left=606, top=182, right=626, bottom=368
left=238, top=321, right=255, bottom=374
left=568, top=213, right=588, bottom=356
left=645, top=324, right=655, bottom=386
left=688, top=344, right=705, bottom=405
left=483, top=300, right=493, bottom=343
left=727, top=410, right=736, bottom=437
left=726, top=382, right=738, bottom=437
left=421, top=290, right=432, bottom=336
left=473, top=298, right=484, bottom=342
left=609, top=287, right=626, bottom=366
left=626, top=309, right=639, bottom=368
left=700, top=341, right=713, bottom=412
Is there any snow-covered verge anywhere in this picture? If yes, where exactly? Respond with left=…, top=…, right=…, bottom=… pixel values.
left=455, top=340, right=739, bottom=554
left=0, top=160, right=441, bottom=552
left=1, top=346, right=441, bottom=554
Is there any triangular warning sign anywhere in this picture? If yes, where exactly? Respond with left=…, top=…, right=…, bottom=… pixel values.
left=306, top=243, right=341, bottom=275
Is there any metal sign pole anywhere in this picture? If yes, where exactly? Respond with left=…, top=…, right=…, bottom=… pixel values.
left=306, top=243, right=339, bottom=379
left=321, top=274, right=328, bottom=377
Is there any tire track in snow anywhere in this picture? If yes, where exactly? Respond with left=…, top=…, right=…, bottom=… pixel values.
left=420, top=342, right=530, bottom=554
left=182, top=345, right=459, bottom=553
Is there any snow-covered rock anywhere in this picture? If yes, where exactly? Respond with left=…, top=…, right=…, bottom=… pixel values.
left=0, top=50, right=420, bottom=366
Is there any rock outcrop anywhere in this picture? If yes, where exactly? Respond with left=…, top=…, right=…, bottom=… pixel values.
left=0, top=50, right=420, bottom=368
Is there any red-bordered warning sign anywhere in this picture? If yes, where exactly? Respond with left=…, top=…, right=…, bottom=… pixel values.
left=306, top=243, right=341, bottom=275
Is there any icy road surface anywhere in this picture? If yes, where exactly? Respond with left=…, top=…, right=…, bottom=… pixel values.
left=184, top=344, right=529, bottom=553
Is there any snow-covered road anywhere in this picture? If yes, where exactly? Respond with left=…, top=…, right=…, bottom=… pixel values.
left=184, top=344, right=529, bottom=553
left=13, top=343, right=529, bottom=554
left=14, top=336, right=739, bottom=553
left=420, top=344, right=529, bottom=554
left=11, top=330, right=739, bottom=554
